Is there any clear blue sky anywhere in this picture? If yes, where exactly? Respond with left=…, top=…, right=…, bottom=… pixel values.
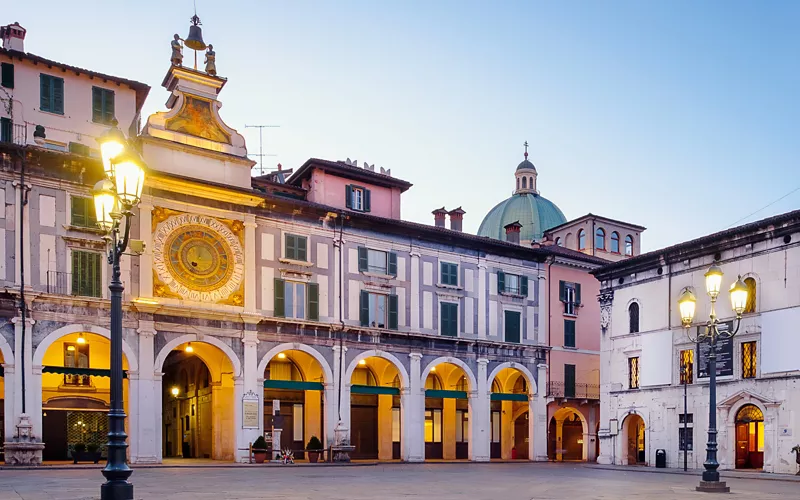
left=8, top=1, right=799, bottom=251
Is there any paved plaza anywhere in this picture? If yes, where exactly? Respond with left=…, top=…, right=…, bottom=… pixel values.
left=0, top=463, right=799, bottom=500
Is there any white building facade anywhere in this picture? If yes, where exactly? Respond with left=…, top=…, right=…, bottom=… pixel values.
left=594, top=210, right=800, bottom=474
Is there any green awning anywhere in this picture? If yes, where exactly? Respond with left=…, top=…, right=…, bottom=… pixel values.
left=351, top=385, right=399, bottom=395
left=42, top=366, right=127, bottom=378
left=491, top=393, right=528, bottom=402
left=425, top=389, right=467, bottom=400
left=264, top=379, right=324, bottom=391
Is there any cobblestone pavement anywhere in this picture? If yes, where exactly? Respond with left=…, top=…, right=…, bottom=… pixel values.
left=1, top=463, right=799, bottom=500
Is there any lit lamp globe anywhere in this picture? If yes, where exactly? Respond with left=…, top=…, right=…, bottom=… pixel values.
left=93, top=179, right=117, bottom=232
left=677, top=288, right=697, bottom=327
left=111, top=150, right=146, bottom=207
left=729, top=276, right=749, bottom=316
left=704, top=264, right=723, bottom=299
left=171, top=387, right=180, bottom=397
left=96, top=120, right=126, bottom=179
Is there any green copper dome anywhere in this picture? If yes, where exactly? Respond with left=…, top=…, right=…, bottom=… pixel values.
left=478, top=193, right=567, bottom=242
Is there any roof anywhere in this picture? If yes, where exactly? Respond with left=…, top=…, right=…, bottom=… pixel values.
left=478, top=192, right=567, bottom=242
left=516, top=159, right=537, bottom=171
left=287, top=158, right=413, bottom=192
left=545, top=212, right=647, bottom=234
left=592, top=208, right=800, bottom=279
left=0, top=48, right=151, bottom=114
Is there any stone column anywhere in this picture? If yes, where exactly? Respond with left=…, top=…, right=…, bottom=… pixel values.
left=406, top=353, right=424, bottom=462
left=333, top=239, right=342, bottom=323
left=137, top=199, right=154, bottom=298
left=596, top=290, right=615, bottom=465
left=331, top=345, right=349, bottom=436
left=2, top=362, right=15, bottom=443
left=233, top=376, right=245, bottom=462
left=323, top=382, right=337, bottom=448
left=239, top=330, right=260, bottom=462
left=470, top=358, right=490, bottom=462
left=533, top=362, right=549, bottom=461
left=410, top=252, right=420, bottom=330
left=478, top=265, right=487, bottom=338
left=243, top=216, right=257, bottom=314
left=12, top=317, right=37, bottom=437
left=132, top=320, right=158, bottom=464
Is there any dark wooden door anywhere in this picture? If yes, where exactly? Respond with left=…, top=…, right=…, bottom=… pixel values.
left=351, top=406, right=378, bottom=459
left=514, top=414, right=529, bottom=459
left=42, top=410, right=68, bottom=461
left=735, top=423, right=748, bottom=468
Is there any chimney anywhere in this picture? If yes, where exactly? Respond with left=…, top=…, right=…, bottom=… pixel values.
left=432, top=207, right=447, bottom=228
left=1, top=22, right=26, bottom=52
left=504, top=221, right=523, bottom=245
left=448, top=207, right=466, bottom=232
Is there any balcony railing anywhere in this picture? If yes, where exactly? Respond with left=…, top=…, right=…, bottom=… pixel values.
left=47, top=270, right=71, bottom=295
left=548, top=381, right=600, bottom=400
left=0, top=122, right=27, bottom=146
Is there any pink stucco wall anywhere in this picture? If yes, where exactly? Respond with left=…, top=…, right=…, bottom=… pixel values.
left=304, top=168, right=401, bottom=219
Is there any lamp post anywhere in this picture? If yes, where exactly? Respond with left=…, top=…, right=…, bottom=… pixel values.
left=94, top=119, right=146, bottom=500
left=678, top=264, right=749, bottom=493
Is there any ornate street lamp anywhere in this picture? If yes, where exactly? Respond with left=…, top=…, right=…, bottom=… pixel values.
left=677, top=265, right=748, bottom=493
left=94, top=120, right=145, bottom=500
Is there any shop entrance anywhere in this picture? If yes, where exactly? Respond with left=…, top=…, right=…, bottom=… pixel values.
left=735, top=404, right=764, bottom=470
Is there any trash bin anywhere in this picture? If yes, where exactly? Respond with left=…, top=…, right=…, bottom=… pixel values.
left=656, top=449, right=667, bottom=468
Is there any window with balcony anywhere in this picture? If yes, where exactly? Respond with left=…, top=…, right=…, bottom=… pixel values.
left=440, top=302, right=458, bottom=337
left=63, top=342, right=91, bottom=387
left=564, top=364, right=576, bottom=398
left=0, top=117, right=11, bottom=143
left=357, top=247, right=397, bottom=276
left=360, top=291, right=398, bottom=330
left=273, top=279, right=319, bottom=321
left=504, top=310, right=521, bottom=343
left=629, top=356, right=640, bottom=389
left=71, top=251, right=102, bottom=298
left=559, top=281, right=581, bottom=315
left=680, top=349, right=694, bottom=384
left=742, top=341, right=757, bottom=379
left=498, top=271, right=528, bottom=296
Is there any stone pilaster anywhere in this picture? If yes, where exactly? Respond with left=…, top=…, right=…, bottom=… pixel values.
left=243, top=216, right=257, bottom=313
left=533, top=362, right=549, bottom=461
left=137, top=199, right=154, bottom=298
left=406, top=352, right=424, bottom=462
left=132, top=321, right=158, bottom=463
left=470, top=358, right=490, bottom=461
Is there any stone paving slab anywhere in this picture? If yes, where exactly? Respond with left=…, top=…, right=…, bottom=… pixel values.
left=587, top=463, right=800, bottom=483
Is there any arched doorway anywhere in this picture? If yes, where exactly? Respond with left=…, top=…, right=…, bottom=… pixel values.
left=160, top=341, right=237, bottom=461
left=488, top=366, right=534, bottom=460
left=622, top=413, right=646, bottom=465
left=348, top=355, right=405, bottom=461
left=549, top=407, right=588, bottom=461
left=262, top=349, right=327, bottom=460
left=735, top=404, right=764, bottom=470
left=38, top=331, right=131, bottom=462
left=422, top=362, right=473, bottom=460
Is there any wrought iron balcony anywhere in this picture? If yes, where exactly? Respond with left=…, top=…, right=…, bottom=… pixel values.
left=0, top=122, right=27, bottom=146
left=548, top=381, right=600, bottom=400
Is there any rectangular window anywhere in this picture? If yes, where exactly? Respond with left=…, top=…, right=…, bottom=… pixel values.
left=284, top=281, right=306, bottom=319
left=678, top=413, right=693, bottom=424
left=742, top=341, right=757, bottom=379
left=360, top=291, right=397, bottom=329
left=64, top=342, right=91, bottom=386
left=70, top=196, right=97, bottom=228
left=345, top=184, right=371, bottom=212
left=440, top=262, right=458, bottom=286
left=564, top=364, right=576, bottom=398
left=424, top=409, right=442, bottom=443
left=1, top=62, right=13, bottom=89
left=92, top=87, right=115, bottom=125
left=392, top=407, right=401, bottom=443
left=628, top=356, right=640, bottom=389
left=273, top=279, right=318, bottom=320
left=357, top=247, right=397, bottom=276
left=441, top=302, right=458, bottom=337
left=560, top=281, right=581, bottom=315
left=0, top=117, right=11, bottom=143
left=564, top=319, right=576, bottom=347
left=678, top=427, right=693, bottom=451
left=284, top=234, right=308, bottom=261
left=455, top=410, right=469, bottom=443
left=40, top=74, right=65, bottom=114
left=491, top=411, right=501, bottom=443
left=680, top=349, right=694, bottom=384
left=71, top=251, right=103, bottom=298
left=292, top=404, right=304, bottom=442
left=504, top=310, right=521, bottom=343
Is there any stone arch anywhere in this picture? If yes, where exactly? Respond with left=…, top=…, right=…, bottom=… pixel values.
left=345, top=349, right=410, bottom=389
left=552, top=406, right=589, bottom=436
left=620, top=410, right=648, bottom=465
left=33, top=324, right=139, bottom=372
left=728, top=399, right=768, bottom=426
left=421, top=356, right=477, bottom=391
left=154, top=334, right=240, bottom=377
left=258, top=343, right=333, bottom=384
left=487, top=362, right=536, bottom=396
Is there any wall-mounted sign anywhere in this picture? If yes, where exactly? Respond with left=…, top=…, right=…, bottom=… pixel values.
left=697, top=321, right=734, bottom=378
left=242, top=390, right=259, bottom=429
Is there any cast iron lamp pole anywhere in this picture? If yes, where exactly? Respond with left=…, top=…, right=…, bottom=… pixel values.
left=95, top=121, right=146, bottom=500
left=678, top=264, right=749, bottom=493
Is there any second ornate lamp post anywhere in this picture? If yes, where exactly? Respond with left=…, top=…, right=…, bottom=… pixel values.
left=678, top=264, right=749, bottom=493
left=94, top=120, right=146, bottom=500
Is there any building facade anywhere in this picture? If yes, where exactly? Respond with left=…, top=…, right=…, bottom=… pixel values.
left=593, top=210, right=800, bottom=474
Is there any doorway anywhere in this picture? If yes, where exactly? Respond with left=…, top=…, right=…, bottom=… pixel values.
left=735, top=404, right=764, bottom=469
left=624, top=414, right=646, bottom=465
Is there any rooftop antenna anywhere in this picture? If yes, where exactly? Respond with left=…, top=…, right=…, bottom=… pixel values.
left=245, top=124, right=281, bottom=175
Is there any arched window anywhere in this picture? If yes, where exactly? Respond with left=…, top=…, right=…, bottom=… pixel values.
left=425, top=373, right=443, bottom=390
left=578, top=230, right=586, bottom=250
left=516, top=178, right=520, bottom=190
left=610, top=232, right=620, bottom=253
left=744, top=277, right=757, bottom=314
left=522, top=177, right=527, bottom=189
left=595, top=228, right=606, bottom=250
left=353, top=367, right=377, bottom=386
left=625, top=235, right=634, bottom=256
left=455, top=375, right=468, bottom=392
left=529, top=176, right=534, bottom=189
left=629, top=302, right=640, bottom=333
left=555, top=237, right=562, bottom=247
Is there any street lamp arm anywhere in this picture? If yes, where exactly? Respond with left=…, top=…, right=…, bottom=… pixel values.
left=115, top=213, right=133, bottom=259
left=719, top=316, right=743, bottom=339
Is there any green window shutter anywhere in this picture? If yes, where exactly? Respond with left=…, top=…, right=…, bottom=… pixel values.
left=285, top=235, right=296, bottom=260
left=564, top=364, right=576, bottom=398
left=388, top=294, right=398, bottom=330
left=345, top=185, right=353, bottom=209
left=441, top=302, right=457, bottom=336
left=71, top=196, right=86, bottom=227
left=441, top=263, right=458, bottom=286
left=92, top=87, right=103, bottom=123
left=52, top=77, right=64, bottom=114
left=105, top=90, right=115, bottom=124
left=575, top=283, right=582, bottom=305
left=1, top=63, right=13, bottom=89
left=306, top=282, right=319, bottom=321
left=0, top=117, right=11, bottom=143
left=564, top=319, right=576, bottom=347
left=357, top=246, right=368, bottom=272
left=364, top=188, right=371, bottom=212
left=521, top=276, right=529, bottom=297
left=71, top=251, right=81, bottom=296
left=504, top=310, right=521, bottom=343
left=497, top=271, right=505, bottom=293
left=359, top=290, right=369, bottom=327
left=89, top=253, right=102, bottom=297
left=40, top=74, right=52, bottom=112
left=297, top=236, right=307, bottom=261
left=273, top=278, right=285, bottom=317
left=559, top=280, right=566, bottom=302
left=388, top=252, right=398, bottom=277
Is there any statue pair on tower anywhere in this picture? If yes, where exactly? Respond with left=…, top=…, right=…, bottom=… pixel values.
left=170, top=14, right=216, bottom=76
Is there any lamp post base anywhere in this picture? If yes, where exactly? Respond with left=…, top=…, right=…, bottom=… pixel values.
left=101, top=480, right=134, bottom=500
left=696, top=481, right=730, bottom=493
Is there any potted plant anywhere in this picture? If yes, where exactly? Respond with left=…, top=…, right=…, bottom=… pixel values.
left=306, top=436, right=323, bottom=463
left=72, top=443, right=86, bottom=464
left=252, top=436, right=269, bottom=464
left=86, top=443, right=102, bottom=464
left=791, top=445, right=800, bottom=475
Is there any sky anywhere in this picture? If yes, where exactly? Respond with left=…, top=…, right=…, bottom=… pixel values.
left=7, top=1, right=799, bottom=251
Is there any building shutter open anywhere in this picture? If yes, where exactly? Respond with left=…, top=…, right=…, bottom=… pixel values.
left=359, top=290, right=369, bottom=327
left=388, top=294, right=398, bottom=330
left=307, top=282, right=319, bottom=321
left=358, top=247, right=368, bottom=272
left=274, top=278, right=285, bottom=317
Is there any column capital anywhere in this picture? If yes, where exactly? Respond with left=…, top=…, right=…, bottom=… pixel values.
left=1, top=363, right=15, bottom=374
left=478, top=263, right=487, bottom=270
left=11, top=316, right=35, bottom=326
left=409, top=251, right=421, bottom=258
left=409, top=352, right=423, bottom=361
left=477, top=358, right=489, bottom=366
left=136, top=322, right=156, bottom=337
left=537, top=363, right=548, bottom=370
left=332, top=345, right=348, bottom=353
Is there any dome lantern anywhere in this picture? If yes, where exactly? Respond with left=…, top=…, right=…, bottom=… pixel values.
left=514, top=141, right=538, bottom=195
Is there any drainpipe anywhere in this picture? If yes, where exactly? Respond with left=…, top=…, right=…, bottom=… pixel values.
left=18, top=148, right=28, bottom=413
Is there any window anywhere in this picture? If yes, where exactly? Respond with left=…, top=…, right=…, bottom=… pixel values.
left=455, top=410, right=469, bottom=443
left=625, top=235, right=634, bottom=256
left=284, top=234, right=308, bottom=261
left=92, top=87, right=115, bottom=125
left=1, top=62, right=13, bottom=89
left=360, top=291, right=398, bottom=329
left=629, top=302, right=640, bottom=333
left=578, top=229, right=586, bottom=250
left=559, top=280, right=581, bottom=315
left=628, top=357, right=640, bottom=389
left=273, top=279, right=319, bottom=321
left=742, top=341, right=757, bottom=379
left=504, top=310, right=521, bottom=343
left=392, top=407, right=401, bottom=443
left=424, top=409, right=442, bottom=443
left=293, top=404, right=304, bottom=442
left=64, top=342, right=91, bottom=386
left=680, top=349, right=694, bottom=384
left=441, top=302, right=458, bottom=337
left=71, top=251, right=103, bottom=297
left=440, top=262, right=458, bottom=286
left=0, top=117, right=10, bottom=143
left=522, top=177, right=527, bottom=189
left=40, top=74, right=65, bottom=114
left=70, top=196, right=97, bottom=228
left=345, top=184, right=371, bottom=212
left=595, top=228, right=605, bottom=250
left=357, top=247, right=397, bottom=276
left=678, top=413, right=694, bottom=451
left=743, top=277, right=756, bottom=314
left=610, top=232, right=620, bottom=253
left=498, top=271, right=528, bottom=296
left=491, top=411, right=501, bottom=444
left=564, top=319, right=576, bottom=348
left=555, top=237, right=562, bottom=247
left=564, top=364, right=576, bottom=398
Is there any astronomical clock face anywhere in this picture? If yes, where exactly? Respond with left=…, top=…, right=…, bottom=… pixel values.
left=152, top=213, right=244, bottom=303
